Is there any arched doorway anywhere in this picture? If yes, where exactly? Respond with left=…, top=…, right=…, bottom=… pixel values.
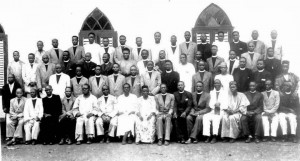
left=79, top=7, right=118, bottom=47
left=192, top=3, right=234, bottom=44
left=0, top=24, right=8, bottom=95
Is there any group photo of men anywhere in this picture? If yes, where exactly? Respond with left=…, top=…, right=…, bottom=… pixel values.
left=2, top=28, right=300, bottom=148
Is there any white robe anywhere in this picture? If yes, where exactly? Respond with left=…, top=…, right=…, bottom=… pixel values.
left=150, top=43, right=166, bottom=64
left=212, top=41, right=230, bottom=60
left=22, top=63, right=38, bottom=93
left=84, top=43, right=101, bottom=65
left=214, top=74, right=234, bottom=93
left=7, top=60, right=24, bottom=86
left=176, top=63, right=195, bottom=92
left=34, top=50, right=46, bottom=64
left=48, top=73, right=70, bottom=99
left=166, top=45, right=180, bottom=70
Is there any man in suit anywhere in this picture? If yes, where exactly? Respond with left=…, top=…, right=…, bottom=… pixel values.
left=22, top=53, right=39, bottom=96
left=119, top=48, right=136, bottom=77
left=94, top=85, right=118, bottom=143
left=107, top=63, right=126, bottom=97
left=36, top=54, right=56, bottom=98
left=61, top=51, right=76, bottom=78
left=173, top=81, right=193, bottom=143
left=241, top=42, right=262, bottom=72
left=252, top=59, right=272, bottom=92
left=194, top=51, right=209, bottom=72
left=81, top=52, right=97, bottom=79
left=264, top=47, right=282, bottom=83
left=186, top=81, right=211, bottom=144
left=40, top=85, right=62, bottom=145
left=240, top=81, right=264, bottom=143
left=166, top=35, right=180, bottom=70
left=261, top=80, right=280, bottom=142
left=197, top=33, right=212, bottom=61
left=23, top=88, right=43, bottom=145
left=100, top=53, right=114, bottom=76
left=89, top=65, right=108, bottom=98
left=233, top=57, right=253, bottom=92
left=99, top=37, right=115, bottom=64
left=212, top=31, right=230, bottom=60
left=125, top=65, right=141, bottom=97
left=141, top=61, right=161, bottom=95
left=230, top=31, right=248, bottom=58
left=34, top=41, right=47, bottom=64
left=47, top=39, right=63, bottom=65
left=136, top=49, right=150, bottom=76
left=132, top=37, right=151, bottom=62
left=83, top=32, right=101, bottom=65
left=70, top=66, right=89, bottom=97
left=161, top=60, right=180, bottom=94
left=155, top=50, right=167, bottom=73
left=192, top=60, right=213, bottom=93
left=2, top=74, right=21, bottom=114
left=49, top=64, right=71, bottom=99
left=248, top=30, right=266, bottom=57
left=151, top=32, right=166, bottom=64
left=6, top=88, right=26, bottom=145
left=155, top=84, right=174, bottom=146
left=226, top=50, right=239, bottom=75
left=207, top=45, right=225, bottom=76
left=265, top=30, right=283, bottom=60
left=179, top=31, right=197, bottom=64
left=114, top=35, right=133, bottom=64
left=7, top=51, right=24, bottom=87
left=68, top=35, right=85, bottom=64
left=58, top=87, right=76, bottom=145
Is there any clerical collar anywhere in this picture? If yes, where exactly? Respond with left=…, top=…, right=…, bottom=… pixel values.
left=185, top=41, right=190, bottom=43
left=212, top=55, right=217, bottom=58
left=147, top=70, right=153, bottom=73
left=47, top=95, right=53, bottom=98
left=199, top=70, right=205, bottom=73
left=160, top=59, right=166, bottom=61
left=216, top=90, right=220, bottom=93
left=95, top=75, right=101, bottom=78
left=66, top=96, right=71, bottom=99
left=266, top=89, right=272, bottom=93
left=258, top=69, right=264, bottom=72
left=197, top=91, right=203, bottom=95
left=285, top=91, right=291, bottom=95
left=73, top=45, right=78, bottom=47
left=250, top=90, right=256, bottom=93
left=9, top=82, right=14, bottom=86
left=143, top=59, right=149, bottom=61
left=230, top=59, right=236, bottom=61
left=233, top=41, right=240, bottom=43
left=120, top=45, right=126, bottom=47
left=85, top=61, right=90, bottom=63
left=248, top=52, right=254, bottom=54
left=32, top=97, right=37, bottom=100
left=113, top=73, right=119, bottom=76
left=76, top=76, right=83, bottom=78
left=64, top=60, right=70, bottom=63
left=267, top=57, right=275, bottom=59
left=252, top=40, right=258, bottom=42
left=179, top=91, right=184, bottom=93
left=131, top=75, right=136, bottom=78
left=137, top=46, right=142, bottom=48
left=56, top=73, right=61, bottom=75
left=161, top=93, right=167, bottom=96
left=104, top=46, right=109, bottom=48
left=53, top=48, right=58, bottom=49
left=44, top=63, right=49, bottom=65
left=240, top=67, right=246, bottom=70
left=104, top=95, right=109, bottom=97
left=171, top=45, right=177, bottom=47
left=201, top=42, right=207, bottom=45
left=103, top=62, right=109, bottom=65
left=272, top=39, right=277, bottom=41
left=166, top=70, right=172, bottom=73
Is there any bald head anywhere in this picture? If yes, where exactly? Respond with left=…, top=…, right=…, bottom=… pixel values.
left=55, top=64, right=62, bottom=73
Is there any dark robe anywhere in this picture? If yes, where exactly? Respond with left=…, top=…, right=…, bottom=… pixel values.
left=61, top=60, right=76, bottom=78
left=161, top=70, right=180, bottom=94
left=264, top=58, right=281, bottom=83
left=197, top=43, right=212, bottom=61
left=80, top=61, right=97, bottom=79
left=252, top=70, right=272, bottom=92
left=1, top=82, right=21, bottom=113
left=155, top=60, right=167, bottom=73
left=232, top=68, right=252, bottom=92
left=230, top=41, right=248, bottom=58
left=100, top=62, right=114, bottom=76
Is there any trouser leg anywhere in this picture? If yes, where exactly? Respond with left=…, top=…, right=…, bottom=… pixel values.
left=279, top=113, right=287, bottom=135
left=165, top=116, right=171, bottom=141
left=212, top=115, right=221, bottom=136
left=75, top=117, right=84, bottom=141
left=6, top=118, right=17, bottom=138
left=287, top=113, right=297, bottom=135
left=186, top=115, right=194, bottom=138
left=14, top=118, right=24, bottom=138
left=156, top=115, right=164, bottom=140
left=96, top=117, right=104, bottom=136
left=85, top=116, right=95, bottom=138
left=262, top=115, right=270, bottom=136
left=32, top=121, right=40, bottom=140
left=24, top=122, right=33, bottom=141
left=203, top=113, right=212, bottom=137
left=190, top=115, right=203, bottom=139
left=254, top=114, right=263, bottom=137
left=270, top=114, right=279, bottom=137
left=240, top=115, right=250, bottom=136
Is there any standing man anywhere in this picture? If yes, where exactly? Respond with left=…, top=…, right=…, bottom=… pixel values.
left=206, top=45, right=225, bottom=76
left=61, top=51, right=76, bottom=78
left=248, top=30, right=266, bottom=57
left=155, top=84, right=174, bottom=146
left=2, top=74, right=21, bottom=115
left=197, top=33, right=212, bottom=61
left=241, top=42, right=263, bottom=72
left=47, top=39, right=63, bottom=65
left=49, top=64, right=71, bottom=99
left=132, top=37, right=151, bottom=62
left=177, top=54, right=195, bottom=92
left=81, top=52, right=97, bottom=79
left=151, top=32, right=166, bottom=64
left=7, top=51, right=24, bottom=87
left=264, top=48, right=282, bottom=83
left=213, top=31, right=230, bottom=60
left=161, top=60, right=180, bottom=94
left=125, top=65, right=141, bottom=97
left=119, top=48, right=136, bottom=77
left=34, top=41, right=47, bottom=64
left=173, top=81, right=193, bottom=143
left=136, top=49, right=150, bottom=76
left=226, top=50, right=239, bottom=75
left=166, top=35, right=180, bottom=69
left=179, top=31, right=197, bottom=64
left=232, top=57, right=253, bottom=92
left=100, top=53, right=114, bottom=76
left=252, top=59, right=272, bottom=92
left=230, top=31, right=248, bottom=58
left=265, top=30, right=283, bottom=60
left=194, top=51, right=209, bottom=72
left=68, top=36, right=85, bottom=64
left=107, top=63, right=126, bottom=97
left=22, top=53, right=38, bottom=96
left=84, top=32, right=101, bottom=65
left=114, top=35, right=133, bottom=64
left=70, top=66, right=89, bottom=97
left=155, top=50, right=167, bottom=73
left=99, top=37, right=115, bottom=64
left=89, top=65, right=108, bottom=98
left=141, top=61, right=161, bottom=95
left=192, top=60, right=213, bottom=93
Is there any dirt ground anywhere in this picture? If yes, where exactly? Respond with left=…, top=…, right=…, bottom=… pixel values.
left=2, top=140, right=300, bottom=161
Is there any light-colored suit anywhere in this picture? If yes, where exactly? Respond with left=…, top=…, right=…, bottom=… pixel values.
left=107, top=73, right=126, bottom=97
left=99, top=46, right=115, bottom=64
left=265, top=39, right=283, bottom=60
left=49, top=73, right=71, bottom=100
left=47, top=48, right=64, bottom=64
left=241, top=52, right=262, bottom=72
left=89, top=75, right=108, bottom=98
left=166, top=45, right=180, bottom=70
left=192, top=71, right=213, bottom=93
left=125, top=75, right=142, bottom=97
left=141, top=71, right=161, bottom=95
left=136, top=60, right=149, bottom=76
left=22, top=63, right=38, bottom=93
left=114, top=45, right=133, bottom=64
left=132, top=47, right=151, bottom=62
left=70, top=77, right=89, bottom=97
left=36, top=63, right=56, bottom=91
left=207, top=56, right=225, bottom=75
left=248, top=40, right=266, bottom=57
left=23, top=98, right=43, bottom=141
left=68, top=46, right=85, bottom=64
left=6, top=97, right=26, bottom=138
left=226, top=59, right=239, bottom=75
left=8, top=60, right=24, bottom=87
left=179, top=42, right=197, bottom=64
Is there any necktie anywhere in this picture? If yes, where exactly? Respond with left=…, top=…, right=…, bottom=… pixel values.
left=186, top=43, right=189, bottom=49
left=96, top=77, right=100, bottom=86
left=212, top=57, right=216, bottom=67
left=45, top=65, right=48, bottom=71
left=67, top=99, right=70, bottom=103
left=56, top=75, right=61, bottom=83
left=104, top=47, right=109, bottom=53
left=267, top=91, right=271, bottom=98
left=73, top=47, right=77, bottom=55
left=171, top=46, right=176, bottom=53
left=179, top=93, right=183, bottom=101
left=197, top=94, right=201, bottom=104
left=229, top=60, right=234, bottom=74
left=162, top=95, right=166, bottom=103
left=64, top=62, right=68, bottom=69
left=149, top=72, right=152, bottom=78
left=17, top=98, right=21, bottom=104
left=250, top=53, right=254, bottom=61
left=114, top=75, right=118, bottom=83
left=76, top=77, right=81, bottom=84
left=30, top=64, right=33, bottom=68
left=137, top=48, right=141, bottom=56
left=272, top=41, right=276, bottom=50
left=104, top=97, right=108, bottom=103
left=55, top=49, right=59, bottom=59
left=131, top=77, right=135, bottom=86
left=32, top=99, right=37, bottom=108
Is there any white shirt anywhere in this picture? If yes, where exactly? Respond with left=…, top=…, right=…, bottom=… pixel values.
left=176, top=63, right=195, bottom=92
left=84, top=42, right=101, bottom=65
left=213, top=41, right=230, bottom=60
left=9, top=83, right=14, bottom=93
left=150, top=43, right=166, bottom=64
left=73, top=94, right=98, bottom=116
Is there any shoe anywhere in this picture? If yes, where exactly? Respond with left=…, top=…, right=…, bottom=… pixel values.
left=262, top=137, right=269, bottom=142
left=210, top=137, right=217, bottom=144
left=271, top=137, right=276, bottom=142
left=43, top=142, right=47, bottom=145
left=6, top=140, right=14, bottom=146
left=181, top=138, right=186, bottom=144
left=193, top=139, right=199, bottom=144
left=158, top=139, right=163, bottom=146
left=99, top=138, right=105, bottom=144
left=67, top=139, right=72, bottom=145
left=86, top=138, right=92, bottom=144
left=282, top=135, right=287, bottom=142
left=229, top=139, right=235, bottom=143
left=254, top=137, right=260, bottom=143
left=106, top=137, right=110, bottom=144
left=32, top=140, right=36, bottom=145
left=128, top=136, right=133, bottom=144
left=222, top=138, right=229, bottom=143
left=205, top=137, right=210, bottom=143
left=164, top=140, right=170, bottom=146
left=245, top=137, right=251, bottom=143
left=76, top=141, right=81, bottom=145
left=122, top=135, right=127, bottom=145
left=185, top=138, right=192, bottom=144
left=292, top=136, right=298, bottom=143
left=25, top=141, right=30, bottom=145
left=59, top=139, right=64, bottom=145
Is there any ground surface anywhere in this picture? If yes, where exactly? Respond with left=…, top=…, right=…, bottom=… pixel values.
left=2, top=140, right=300, bottom=161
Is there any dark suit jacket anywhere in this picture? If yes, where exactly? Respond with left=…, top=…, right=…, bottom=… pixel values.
left=173, top=90, right=193, bottom=114
left=244, top=91, right=263, bottom=114
left=252, top=70, right=272, bottom=92
left=230, top=41, right=248, bottom=58
left=2, top=82, right=21, bottom=113
left=264, top=58, right=281, bottom=82
left=197, top=43, right=212, bottom=61
left=81, top=61, right=97, bottom=79
left=42, top=94, right=62, bottom=118
left=155, top=60, right=166, bottom=73
left=278, top=92, right=299, bottom=114
left=190, top=92, right=211, bottom=116
left=61, top=60, right=77, bottom=79
left=161, top=71, right=180, bottom=94
left=192, top=71, right=213, bottom=93
left=233, top=68, right=253, bottom=92
left=100, top=62, right=114, bottom=76
left=193, top=60, right=209, bottom=72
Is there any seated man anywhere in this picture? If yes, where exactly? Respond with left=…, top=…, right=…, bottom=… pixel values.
left=59, top=87, right=76, bottom=145
left=186, top=81, right=211, bottom=144
left=155, top=84, right=174, bottom=146
left=278, top=82, right=299, bottom=143
left=24, top=88, right=44, bottom=145
left=73, top=84, right=98, bottom=145
left=192, top=60, right=213, bottom=93
left=240, top=81, right=264, bottom=143
left=70, top=66, right=89, bottom=97
left=141, top=61, right=161, bottom=96
left=203, top=79, right=228, bottom=144
left=94, top=85, right=118, bottom=143
left=135, top=85, right=157, bottom=144
left=154, top=50, right=167, bottom=73
left=6, top=88, right=26, bottom=145
left=261, top=80, right=280, bottom=142
left=40, top=85, right=62, bottom=145
left=119, top=47, right=136, bottom=77
left=221, top=81, right=249, bottom=143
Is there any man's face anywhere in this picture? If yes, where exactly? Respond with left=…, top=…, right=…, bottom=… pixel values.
left=130, top=66, right=137, bottom=76
left=65, top=88, right=72, bottom=97
left=233, top=32, right=240, bottom=41
left=85, top=53, right=91, bottom=61
left=239, top=58, right=246, bottom=68
left=72, top=37, right=78, bottom=46
left=170, top=36, right=177, bottom=45
left=37, top=42, right=44, bottom=50
left=102, top=86, right=109, bottom=96
left=248, top=43, right=255, bottom=52
left=52, top=39, right=58, bottom=48
left=218, top=33, right=224, bottom=41
left=230, top=84, right=237, bottom=93
left=142, top=87, right=149, bottom=97
left=123, top=84, right=130, bottom=94
left=42, top=55, right=49, bottom=64
left=141, top=50, right=149, bottom=59
left=165, top=62, right=172, bottom=71
left=220, top=66, right=227, bottom=74
left=282, top=84, right=291, bottom=92
left=271, top=31, right=277, bottom=39
left=63, top=52, right=70, bottom=60
left=30, top=89, right=37, bottom=98
left=282, top=64, right=289, bottom=73
left=180, top=55, right=187, bottom=64
left=265, top=80, right=272, bottom=91
left=256, top=61, right=264, bottom=70
left=102, top=54, right=109, bottom=63
left=196, top=83, right=203, bottom=92
left=211, top=46, right=218, bottom=55
left=200, top=34, right=207, bottom=42
left=136, top=38, right=142, bottom=47
left=13, top=52, right=20, bottom=61
left=229, top=51, right=236, bottom=60
left=154, top=33, right=161, bottom=43
left=251, top=31, right=259, bottom=40
left=76, top=67, right=82, bottom=76
left=82, top=85, right=89, bottom=95
left=159, top=51, right=166, bottom=59
left=160, top=84, right=167, bottom=94
left=88, top=34, right=95, bottom=43
left=119, top=36, right=126, bottom=45
left=95, top=66, right=101, bottom=75
left=28, top=55, right=35, bottom=63
left=177, top=82, right=185, bottom=91
left=8, top=75, right=15, bottom=84
left=199, top=62, right=205, bottom=71
left=267, top=49, right=274, bottom=57
left=195, top=51, right=202, bottom=60
left=103, top=39, right=109, bottom=46
left=113, top=64, right=119, bottom=73
left=147, top=62, right=154, bottom=71
left=56, top=65, right=62, bottom=73
left=249, top=82, right=256, bottom=91
left=45, top=86, right=53, bottom=96
left=214, top=80, right=221, bottom=90
left=123, top=50, right=130, bottom=60
left=184, top=32, right=191, bottom=41
left=16, top=89, right=23, bottom=98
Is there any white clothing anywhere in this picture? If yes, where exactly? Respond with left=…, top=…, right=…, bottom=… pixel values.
left=176, top=63, right=195, bottom=92
left=84, top=43, right=101, bottom=65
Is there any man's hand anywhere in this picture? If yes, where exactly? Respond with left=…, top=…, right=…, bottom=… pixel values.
left=35, top=117, right=40, bottom=121
left=44, top=114, right=52, bottom=118
left=128, top=111, right=135, bottom=115
left=10, top=115, right=17, bottom=120
left=180, top=112, right=187, bottom=118
left=75, top=112, right=82, bottom=117
left=166, top=113, right=172, bottom=118
left=86, top=113, right=94, bottom=118
left=117, top=112, right=124, bottom=116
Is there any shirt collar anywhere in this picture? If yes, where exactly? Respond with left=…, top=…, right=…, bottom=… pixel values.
left=197, top=91, right=203, bottom=95
left=104, top=46, right=109, bottom=48
left=64, top=59, right=70, bottom=63
left=47, top=95, right=53, bottom=98
left=248, top=52, right=254, bottom=54
left=250, top=90, right=256, bottom=93
left=185, top=41, right=190, bottom=43
left=160, top=59, right=166, bottom=61
left=212, top=55, right=217, bottom=58
left=147, top=70, right=153, bottom=73
left=53, top=48, right=58, bottom=50
left=44, top=63, right=49, bottom=65
left=9, top=82, right=14, bottom=86
left=240, top=67, right=246, bottom=70
left=252, top=39, right=258, bottom=42
left=131, top=75, right=136, bottom=78
left=258, top=69, right=264, bottom=72
left=113, top=73, right=119, bottom=76
left=161, top=93, right=167, bottom=96
left=199, top=70, right=205, bottom=73
left=230, top=59, right=236, bottom=61
left=272, top=39, right=277, bottom=41
left=171, top=45, right=177, bottom=48
left=166, top=70, right=172, bottom=73
left=56, top=73, right=61, bottom=75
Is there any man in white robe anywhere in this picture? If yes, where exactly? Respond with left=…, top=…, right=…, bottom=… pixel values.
left=150, top=32, right=166, bottom=64
left=84, top=32, right=101, bottom=65
left=176, top=54, right=195, bottom=92
left=34, top=41, right=47, bottom=64
left=213, top=31, right=230, bottom=60
left=22, top=53, right=38, bottom=96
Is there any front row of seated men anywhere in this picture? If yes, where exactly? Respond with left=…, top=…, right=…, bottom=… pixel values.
left=5, top=77, right=299, bottom=146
